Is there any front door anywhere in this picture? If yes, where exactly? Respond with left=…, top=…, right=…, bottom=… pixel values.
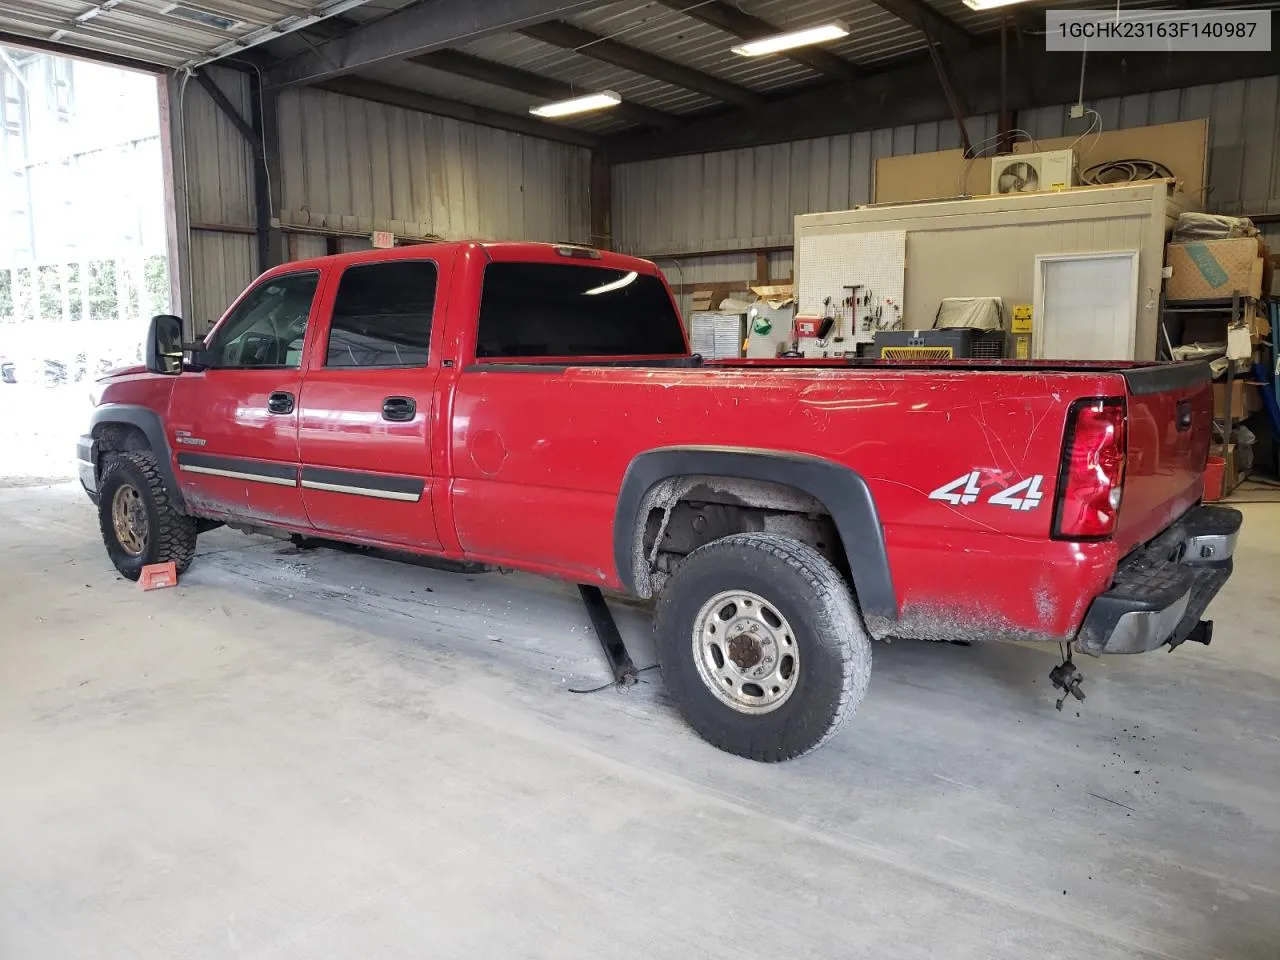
left=168, top=269, right=323, bottom=527
left=296, top=256, right=443, bottom=549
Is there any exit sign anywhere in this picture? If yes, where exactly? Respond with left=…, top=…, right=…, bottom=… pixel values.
left=371, top=230, right=395, bottom=249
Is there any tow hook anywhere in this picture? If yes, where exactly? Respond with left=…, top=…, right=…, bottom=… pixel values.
left=1168, top=619, right=1213, bottom=651
left=1050, top=643, right=1086, bottom=711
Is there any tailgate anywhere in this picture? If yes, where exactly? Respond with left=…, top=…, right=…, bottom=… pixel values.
left=1114, top=361, right=1213, bottom=553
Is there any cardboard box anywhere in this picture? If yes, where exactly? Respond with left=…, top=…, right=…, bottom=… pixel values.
left=690, top=287, right=717, bottom=311
left=749, top=283, right=794, bottom=302
left=1167, top=238, right=1266, bottom=301
left=1212, top=380, right=1263, bottom=420
left=1250, top=306, right=1271, bottom=343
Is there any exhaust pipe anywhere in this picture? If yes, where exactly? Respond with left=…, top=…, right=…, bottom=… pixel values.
left=1187, top=620, right=1213, bottom=646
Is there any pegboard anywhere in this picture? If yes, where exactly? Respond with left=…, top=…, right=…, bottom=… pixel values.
left=795, top=230, right=907, bottom=347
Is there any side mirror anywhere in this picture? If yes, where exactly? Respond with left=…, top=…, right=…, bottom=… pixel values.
left=145, top=314, right=184, bottom=375
left=183, top=342, right=211, bottom=370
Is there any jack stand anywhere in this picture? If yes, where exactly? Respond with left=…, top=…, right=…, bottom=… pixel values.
left=1049, top=643, right=1086, bottom=711
left=578, top=585, right=639, bottom=686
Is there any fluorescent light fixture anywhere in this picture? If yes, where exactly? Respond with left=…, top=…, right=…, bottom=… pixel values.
left=962, top=0, right=1033, bottom=10
left=161, top=2, right=244, bottom=31
left=530, top=91, right=622, bottom=119
left=584, top=271, right=638, bottom=296
left=731, top=21, right=849, bottom=56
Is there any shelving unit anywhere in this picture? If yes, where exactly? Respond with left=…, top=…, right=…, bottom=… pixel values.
left=1161, top=292, right=1258, bottom=495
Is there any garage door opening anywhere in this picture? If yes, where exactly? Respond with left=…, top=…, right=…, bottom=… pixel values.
left=0, top=47, right=169, bottom=484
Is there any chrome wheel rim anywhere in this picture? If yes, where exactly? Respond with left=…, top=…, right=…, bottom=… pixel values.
left=691, top=590, right=799, bottom=714
left=111, top=483, right=148, bottom=557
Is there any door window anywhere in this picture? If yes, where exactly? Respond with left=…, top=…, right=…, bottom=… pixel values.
left=205, top=271, right=320, bottom=369
left=475, top=262, right=685, bottom=359
left=325, top=260, right=437, bottom=368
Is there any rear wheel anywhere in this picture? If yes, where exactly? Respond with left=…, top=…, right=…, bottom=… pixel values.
left=653, top=533, right=871, bottom=762
left=98, top=451, right=197, bottom=580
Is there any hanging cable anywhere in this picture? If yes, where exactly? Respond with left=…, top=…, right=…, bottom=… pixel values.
left=1080, top=158, right=1175, bottom=185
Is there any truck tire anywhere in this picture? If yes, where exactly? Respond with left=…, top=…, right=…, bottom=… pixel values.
left=653, top=533, right=871, bottom=762
left=98, top=451, right=197, bottom=580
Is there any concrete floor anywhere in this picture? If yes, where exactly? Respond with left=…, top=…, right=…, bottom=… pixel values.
left=2, top=482, right=1278, bottom=960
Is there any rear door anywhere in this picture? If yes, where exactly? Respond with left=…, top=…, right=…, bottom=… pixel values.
left=295, top=255, right=446, bottom=549
left=167, top=270, right=322, bottom=526
left=1115, top=361, right=1213, bottom=551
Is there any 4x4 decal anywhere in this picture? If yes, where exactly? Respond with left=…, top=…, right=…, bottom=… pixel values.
left=929, top=471, right=1046, bottom=511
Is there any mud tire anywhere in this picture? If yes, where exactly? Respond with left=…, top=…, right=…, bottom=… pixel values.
left=98, top=451, right=197, bottom=580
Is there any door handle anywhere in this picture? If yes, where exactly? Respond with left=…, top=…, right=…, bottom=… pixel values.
left=382, top=396, right=416, bottom=422
left=268, top=391, right=295, bottom=415
left=1176, top=400, right=1192, bottom=431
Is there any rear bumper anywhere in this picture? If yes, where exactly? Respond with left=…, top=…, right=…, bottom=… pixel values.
left=76, top=434, right=98, bottom=504
left=1075, top=505, right=1242, bottom=655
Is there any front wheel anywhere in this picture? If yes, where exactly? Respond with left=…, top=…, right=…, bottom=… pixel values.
left=98, top=451, right=197, bottom=580
left=653, top=533, right=871, bottom=762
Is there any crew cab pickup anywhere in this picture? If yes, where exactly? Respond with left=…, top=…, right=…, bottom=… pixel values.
left=79, top=242, right=1240, bottom=761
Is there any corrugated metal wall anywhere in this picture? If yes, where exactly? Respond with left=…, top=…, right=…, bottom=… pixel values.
left=188, top=231, right=255, bottom=333
left=177, top=79, right=594, bottom=331
left=276, top=87, right=591, bottom=244
left=178, top=67, right=257, bottom=332
left=614, top=117, right=1001, bottom=257
left=1019, top=76, right=1280, bottom=217
left=614, top=76, right=1280, bottom=258
left=289, top=233, right=329, bottom=262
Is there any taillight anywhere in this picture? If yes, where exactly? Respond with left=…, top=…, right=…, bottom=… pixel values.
left=1052, top=397, right=1127, bottom=540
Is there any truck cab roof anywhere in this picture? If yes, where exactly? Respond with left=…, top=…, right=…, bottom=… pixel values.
left=270, top=241, right=659, bottom=279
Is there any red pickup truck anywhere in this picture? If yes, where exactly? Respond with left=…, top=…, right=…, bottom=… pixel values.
left=78, top=241, right=1240, bottom=761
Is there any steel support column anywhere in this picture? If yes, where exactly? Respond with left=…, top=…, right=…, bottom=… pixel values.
left=249, top=70, right=285, bottom=270
left=158, top=75, right=193, bottom=332
left=590, top=150, right=612, bottom=250
left=996, top=17, right=1017, bottom=155
left=922, top=24, right=971, bottom=156
left=195, top=69, right=282, bottom=273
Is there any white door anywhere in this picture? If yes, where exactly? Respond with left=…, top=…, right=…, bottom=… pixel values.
left=1034, top=252, right=1139, bottom=360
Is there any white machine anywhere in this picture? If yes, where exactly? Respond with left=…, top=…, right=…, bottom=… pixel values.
left=690, top=311, right=746, bottom=360
left=990, top=150, right=1076, bottom=195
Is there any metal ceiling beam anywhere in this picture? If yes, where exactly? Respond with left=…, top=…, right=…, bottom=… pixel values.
left=0, top=29, right=165, bottom=73
left=519, top=20, right=763, bottom=108
left=656, top=0, right=862, bottom=82
left=267, top=0, right=600, bottom=87
left=865, top=0, right=973, bottom=51
left=188, top=0, right=381, bottom=71
left=413, top=49, right=677, bottom=129
left=608, top=44, right=1280, bottom=162
left=315, top=76, right=602, bottom=148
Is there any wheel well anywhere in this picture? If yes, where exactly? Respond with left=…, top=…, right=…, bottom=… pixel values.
left=93, top=422, right=152, bottom=475
left=634, top=475, right=849, bottom=598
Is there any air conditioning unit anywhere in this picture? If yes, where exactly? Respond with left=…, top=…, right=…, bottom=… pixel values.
left=990, top=150, right=1076, bottom=195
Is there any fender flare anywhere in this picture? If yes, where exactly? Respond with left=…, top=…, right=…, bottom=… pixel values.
left=89, top=404, right=186, bottom=511
left=613, top=446, right=897, bottom=620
